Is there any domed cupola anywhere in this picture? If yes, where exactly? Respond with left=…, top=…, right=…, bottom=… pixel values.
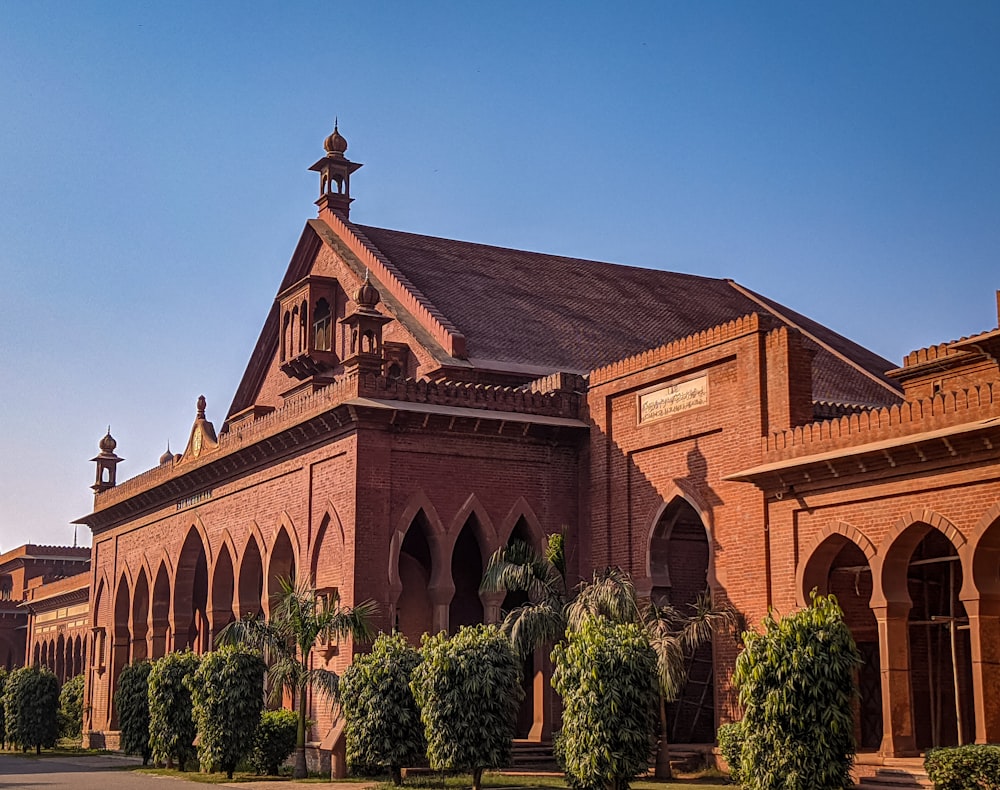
left=310, top=120, right=362, bottom=219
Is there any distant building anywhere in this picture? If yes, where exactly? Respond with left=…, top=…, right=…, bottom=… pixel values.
left=0, top=544, right=90, bottom=671
left=73, top=126, right=1000, bottom=767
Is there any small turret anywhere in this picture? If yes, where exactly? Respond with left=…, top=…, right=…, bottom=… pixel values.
left=91, top=428, right=123, bottom=493
left=309, top=120, right=363, bottom=219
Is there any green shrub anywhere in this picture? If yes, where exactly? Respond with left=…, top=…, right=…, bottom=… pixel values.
left=732, top=592, right=861, bottom=790
left=551, top=617, right=659, bottom=790
left=116, top=660, right=153, bottom=764
left=340, top=632, right=426, bottom=784
left=187, top=645, right=266, bottom=778
left=3, top=665, right=59, bottom=754
left=58, top=674, right=85, bottom=739
left=410, top=624, right=523, bottom=790
left=717, top=721, right=745, bottom=785
left=0, top=667, right=9, bottom=749
left=148, top=650, right=200, bottom=769
left=250, top=709, right=298, bottom=776
left=924, top=744, right=1000, bottom=790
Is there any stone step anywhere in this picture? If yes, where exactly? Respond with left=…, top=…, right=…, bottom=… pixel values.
left=856, top=767, right=933, bottom=789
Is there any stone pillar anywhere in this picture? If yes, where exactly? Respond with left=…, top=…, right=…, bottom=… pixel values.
left=963, top=596, right=1000, bottom=744
left=528, top=646, right=553, bottom=742
left=429, top=583, right=454, bottom=635
left=481, top=591, right=505, bottom=625
left=873, top=601, right=918, bottom=756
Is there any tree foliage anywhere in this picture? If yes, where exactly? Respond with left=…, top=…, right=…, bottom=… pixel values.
left=339, top=632, right=426, bottom=784
left=410, top=625, right=523, bottom=790
left=924, top=744, right=1000, bottom=790
left=2, top=665, right=59, bottom=754
left=250, top=709, right=298, bottom=776
left=731, top=592, right=862, bottom=790
left=58, top=674, right=85, bottom=739
left=187, top=645, right=266, bottom=778
left=217, top=576, right=378, bottom=779
left=116, top=660, right=153, bottom=764
left=0, top=667, right=8, bottom=749
left=552, top=617, right=659, bottom=790
left=148, top=650, right=200, bottom=769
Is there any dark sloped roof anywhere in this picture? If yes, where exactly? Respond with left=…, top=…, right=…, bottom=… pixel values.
left=355, top=225, right=901, bottom=407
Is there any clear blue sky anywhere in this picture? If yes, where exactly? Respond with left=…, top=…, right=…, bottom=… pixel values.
left=1, top=2, right=998, bottom=549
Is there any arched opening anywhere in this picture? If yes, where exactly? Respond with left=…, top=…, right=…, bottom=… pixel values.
left=904, top=528, right=973, bottom=748
left=397, top=510, right=434, bottom=644
left=802, top=534, right=881, bottom=750
left=74, top=635, right=83, bottom=676
left=55, top=634, right=65, bottom=682
left=298, top=300, right=307, bottom=354
left=648, top=497, right=715, bottom=744
left=112, top=575, right=132, bottom=726
left=131, top=568, right=150, bottom=662
left=211, top=544, right=236, bottom=643
left=313, top=298, right=332, bottom=352
left=174, top=528, right=210, bottom=654
left=33, top=641, right=41, bottom=668
left=281, top=311, right=291, bottom=362
left=449, top=515, right=485, bottom=633
left=239, top=536, right=265, bottom=618
left=503, top=517, right=537, bottom=740
left=150, top=563, right=171, bottom=658
left=311, top=514, right=343, bottom=598
left=266, top=528, right=296, bottom=616
left=40, top=640, right=49, bottom=671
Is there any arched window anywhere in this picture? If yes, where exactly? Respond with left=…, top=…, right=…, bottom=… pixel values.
left=313, top=298, right=332, bottom=352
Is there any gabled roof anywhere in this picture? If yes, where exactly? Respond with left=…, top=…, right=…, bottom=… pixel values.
left=229, top=218, right=902, bottom=419
left=355, top=224, right=901, bottom=406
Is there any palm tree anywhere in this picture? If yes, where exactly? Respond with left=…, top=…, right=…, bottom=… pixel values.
left=483, top=539, right=733, bottom=779
left=216, top=577, right=378, bottom=778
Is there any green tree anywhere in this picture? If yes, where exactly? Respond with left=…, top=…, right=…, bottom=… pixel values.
left=486, top=546, right=731, bottom=780
left=2, top=665, right=59, bottom=754
left=58, top=674, right=85, bottom=739
left=339, top=632, right=426, bottom=784
left=187, top=645, right=266, bottom=778
left=552, top=616, right=659, bottom=790
left=148, top=650, right=201, bottom=769
left=250, top=709, right=298, bottom=776
left=116, top=660, right=153, bottom=764
left=731, top=592, right=862, bottom=790
left=410, top=624, right=523, bottom=790
left=217, top=576, right=378, bottom=779
left=0, top=667, right=8, bottom=749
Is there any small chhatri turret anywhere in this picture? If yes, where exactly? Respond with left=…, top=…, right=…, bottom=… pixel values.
left=159, top=443, right=174, bottom=465
left=91, top=427, right=123, bottom=493
left=342, top=270, right=392, bottom=377
left=309, top=120, right=362, bottom=219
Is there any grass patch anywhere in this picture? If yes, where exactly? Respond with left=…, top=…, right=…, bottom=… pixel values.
left=373, top=772, right=730, bottom=790
left=0, top=743, right=115, bottom=759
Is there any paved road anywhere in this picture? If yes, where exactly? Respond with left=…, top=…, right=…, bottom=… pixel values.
left=0, top=754, right=378, bottom=789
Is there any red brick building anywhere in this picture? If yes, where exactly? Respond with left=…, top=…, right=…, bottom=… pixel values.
left=0, top=544, right=90, bottom=671
left=74, top=126, right=1000, bottom=764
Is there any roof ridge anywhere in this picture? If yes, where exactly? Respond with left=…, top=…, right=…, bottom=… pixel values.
left=324, top=215, right=468, bottom=359
left=727, top=280, right=902, bottom=398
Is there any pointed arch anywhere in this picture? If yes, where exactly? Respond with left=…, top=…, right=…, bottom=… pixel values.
left=238, top=532, right=265, bottom=619
left=210, top=541, right=236, bottom=642
left=446, top=496, right=496, bottom=632
left=130, top=566, right=151, bottom=662
left=797, top=521, right=876, bottom=607
left=173, top=525, right=210, bottom=653
left=389, top=491, right=447, bottom=593
left=311, top=505, right=346, bottom=591
left=877, top=509, right=965, bottom=606
left=644, top=487, right=718, bottom=592
left=965, top=501, right=1000, bottom=600
left=266, top=523, right=297, bottom=615
left=150, top=560, right=171, bottom=659
left=91, top=574, right=109, bottom=628
left=270, top=512, right=302, bottom=569
left=498, top=498, right=545, bottom=551
left=445, top=494, right=498, bottom=560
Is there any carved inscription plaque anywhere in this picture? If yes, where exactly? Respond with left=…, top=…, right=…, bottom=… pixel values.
left=638, top=376, right=708, bottom=423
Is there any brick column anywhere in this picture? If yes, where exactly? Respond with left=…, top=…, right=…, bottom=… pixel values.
left=963, top=596, right=1000, bottom=744
left=873, top=601, right=918, bottom=756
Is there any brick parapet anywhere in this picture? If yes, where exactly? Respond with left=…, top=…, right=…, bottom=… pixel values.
left=92, top=371, right=580, bottom=513
left=763, top=381, right=1000, bottom=459
left=589, top=313, right=773, bottom=388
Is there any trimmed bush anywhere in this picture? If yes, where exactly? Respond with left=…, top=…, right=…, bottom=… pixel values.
left=3, top=665, right=59, bottom=754
left=924, top=744, right=1000, bottom=790
left=551, top=617, right=659, bottom=790
left=250, top=709, right=298, bottom=776
left=732, top=592, right=861, bottom=790
left=339, top=632, right=426, bottom=784
left=148, top=650, right=200, bottom=769
left=0, top=667, right=8, bottom=749
left=116, top=660, right=153, bottom=764
left=187, top=645, right=266, bottom=778
left=58, top=674, right=85, bottom=739
left=717, top=721, right=745, bottom=785
left=410, top=625, right=523, bottom=790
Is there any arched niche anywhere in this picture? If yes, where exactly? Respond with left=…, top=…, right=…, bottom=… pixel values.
left=238, top=536, right=265, bottom=619
left=174, top=527, right=210, bottom=654
left=266, top=527, right=297, bottom=616
left=449, top=513, right=487, bottom=633
left=131, top=568, right=150, bottom=662
left=211, top=543, right=236, bottom=642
